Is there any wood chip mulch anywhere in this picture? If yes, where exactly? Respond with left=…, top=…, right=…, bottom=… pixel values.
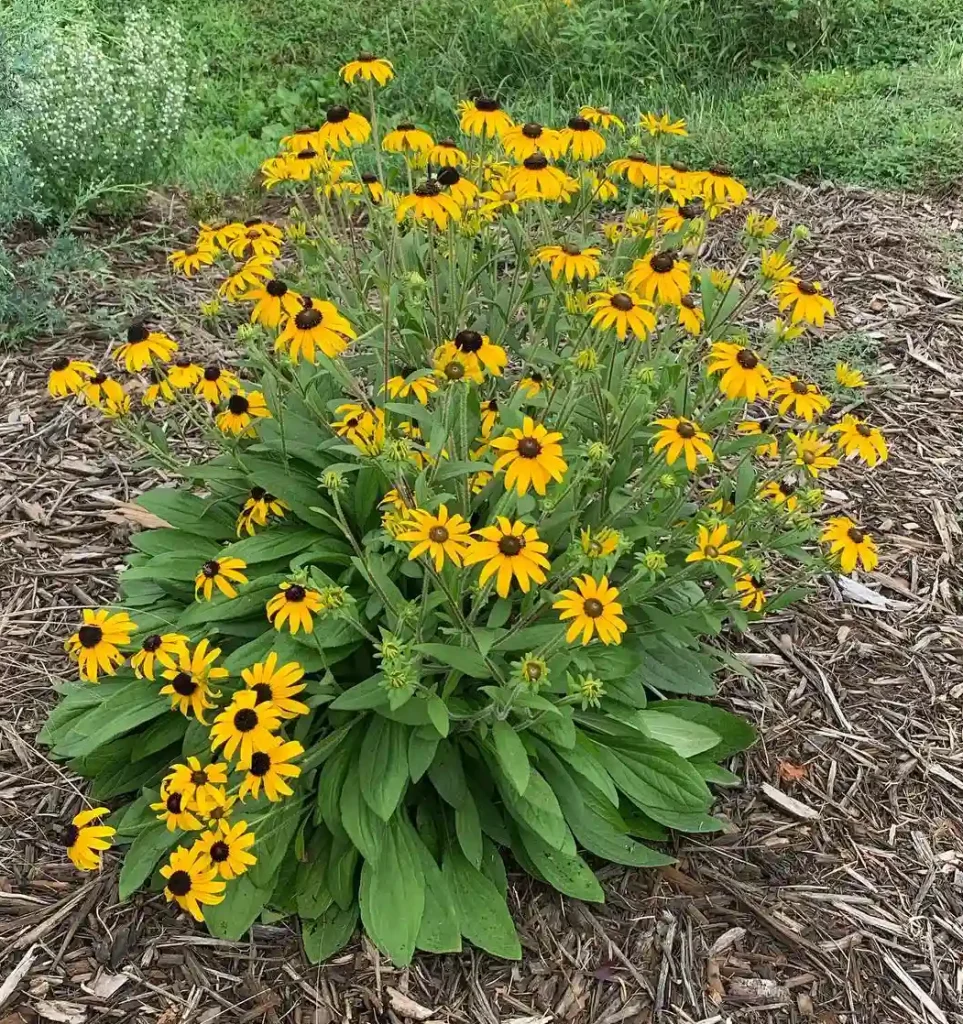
left=2, top=183, right=963, bottom=1024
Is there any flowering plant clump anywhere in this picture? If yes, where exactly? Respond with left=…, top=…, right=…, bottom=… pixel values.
left=41, top=59, right=888, bottom=965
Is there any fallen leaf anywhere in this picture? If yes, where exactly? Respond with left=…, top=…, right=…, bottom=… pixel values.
left=778, top=761, right=808, bottom=783
left=34, top=1001, right=86, bottom=1024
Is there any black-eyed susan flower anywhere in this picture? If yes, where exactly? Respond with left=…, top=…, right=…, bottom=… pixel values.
left=279, top=126, right=320, bottom=152
left=62, top=807, right=115, bottom=871
left=143, top=371, right=176, bottom=408
left=65, top=609, right=135, bottom=682
left=536, top=243, right=602, bottom=282
left=48, top=357, right=97, bottom=398
left=760, top=249, right=794, bottom=282
left=759, top=479, right=799, bottom=512
left=560, top=115, right=606, bottom=159
left=463, top=518, right=551, bottom=597
left=228, top=219, right=284, bottom=259
left=260, top=154, right=300, bottom=188
left=167, top=359, right=203, bottom=390
left=587, top=289, right=656, bottom=340
left=266, top=581, right=324, bottom=634
left=159, top=639, right=227, bottom=722
left=241, top=653, right=309, bottom=718
left=160, top=844, right=226, bottom=922
left=340, top=53, right=394, bottom=85
left=195, top=820, right=258, bottom=880
left=640, top=111, right=688, bottom=137
left=384, top=369, right=438, bottom=405
left=478, top=181, right=533, bottom=217
left=579, top=105, right=624, bottom=130
left=435, top=166, right=479, bottom=207
left=677, top=294, right=704, bottom=335
left=652, top=417, right=714, bottom=471
left=380, top=488, right=411, bottom=515
left=737, top=420, right=779, bottom=458
left=828, top=416, right=888, bottom=466
left=580, top=526, right=620, bottom=559
left=789, top=430, right=839, bottom=477
left=490, top=416, right=568, bottom=496
left=821, top=517, right=878, bottom=573
left=131, top=632, right=189, bottom=680
left=194, top=365, right=240, bottom=404
left=735, top=575, right=766, bottom=611
left=397, top=504, right=472, bottom=571
left=508, top=154, right=577, bottom=201
left=316, top=105, right=371, bottom=150
left=696, top=165, right=748, bottom=205
left=606, top=154, right=659, bottom=187
left=240, top=279, right=302, bottom=329
left=216, top=390, right=272, bottom=437
left=332, top=402, right=376, bottom=442
left=396, top=180, right=463, bottom=229
left=383, top=121, right=434, bottom=155
left=707, top=341, right=771, bottom=401
left=194, top=556, right=248, bottom=601
left=553, top=574, right=626, bottom=646
left=210, top=689, right=281, bottom=762
left=115, top=323, right=178, bottom=372
left=275, top=297, right=356, bottom=363
left=218, top=254, right=275, bottom=301
left=581, top=170, right=618, bottom=201
left=774, top=278, right=835, bottom=326
left=99, top=390, right=131, bottom=419
left=429, top=138, right=467, bottom=167
left=163, top=757, right=229, bottom=813
left=836, top=362, right=866, bottom=388
left=168, top=242, right=217, bottom=277
left=771, top=376, right=831, bottom=422
left=459, top=96, right=513, bottom=138
left=151, top=788, right=203, bottom=832
left=625, top=251, right=691, bottom=305
left=198, top=788, right=236, bottom=826
left=358, top=171, right=386, bottom=204
left=238, top=737, right=304, bottom=801
left=517, top=371, right=548, bottom=397
left=481, top=398, right=499, bottom=438
left=686, top=523, right=743, bottom=569
left=236, top=487, right=288, bottom=536
left=435, top=330, right=507, bottom=377
left=501, top=121, right=563, bottom=160
left=745, top=211, right=779, bottom=240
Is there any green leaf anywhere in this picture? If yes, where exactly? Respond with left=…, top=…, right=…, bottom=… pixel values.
left=302, top=903, right=359, bottom=963
left=119, top=823, right=181, bottom=899
left=426, top=695, right=450, bottom=737
left=649, top=700, right=757, bottom=760
left=442, top=847, right=521, bottom=959
left=247, top=799, right=301, bottom=888
left=495, top=764, right=571, bottom=852
left=221, top=527, right=342, bottom=564
left=415, top=642, right=489, bottom=678
left=133, top=714, right=188, bottom=762
left=359, top=817, right=425, bottom=966
left=135, top=489, right=235, bottom=539
left=693, top=761, right=743, bottom=786
left=240, top=454, right=339, bottom=532
left=129, top=529, right=220, bottom=558
left=427, top=740, right=469, bottom=808
left=340, top=761, right=388, bottom=861
left=455, top=793, right=484, bottom=868
left=636, top=710, right=720, bottom=758
left=490, top=720, right=530, bottom=795
left=54, top=690, right=171, bottom=759
left=640, top=806, right=726, bottom=832
left=327, top=832, right=361, bottom=910
left=359, top=718, right=410, bottom=821
left=408, top=830, right=462, bottom=954
left=205, top=875, right=274, bottom=941
left=555, top=735, right=619, bottom=807
left=330, top=676, right=388, bottom=711
left=408, top=728, right=440, bottom=783
left=515, top=825, right=604, bottom=902
left=596, top=742, right=712, bottom=813
left=528, top=710, right=576, bottom=749
left=296, top=831, right=334, bottom=919
left=177, top=580, right=282, bottom=628
left=636, top=636, right=717, bottom=695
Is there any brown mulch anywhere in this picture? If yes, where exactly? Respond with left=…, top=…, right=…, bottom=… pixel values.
left=3, top=183, right=963, bottom=1024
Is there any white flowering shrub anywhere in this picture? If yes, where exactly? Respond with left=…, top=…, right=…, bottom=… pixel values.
left=15, top=6, right=190, bottom=212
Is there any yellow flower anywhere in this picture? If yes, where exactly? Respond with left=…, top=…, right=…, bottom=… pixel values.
left=606, top=154, right=660, bottom=188
left=835, top=362, right=866, bottom=388
left=478, top=181, right=535, bottom=216
left=677, top=294, right=704, bottom=335
left=382, top=121, right=434, bottom=155
left=397, top=504, right=473, bottom=571
left=581, top=170, right=618, bottom=201
left=579, top=105, right=625, bottom=131
left=652, top=417, right=714, bottom=472
left=760, top=249, right=794, bottom=282
left=238, top=736, right=304, bottom=801
left=773, top=278, right=835, bottom=326
left=640, top=112, right=687, bottom=137
left=489, top=416, right=568, bottom=496
left=659, top=197, right=705, bottom=234
left=625, top=252, right=691, bottom=305
left=580, top=526, right=620, bottom=559
left=131, top=632, right=189, bottom=680
left=396, top=181, right=463, bottom=229
left=266, top=582, right=325, bottom=634
left=828, top=415, right=888, bottom=466
left=237, top=487, right=288, bottom=535
left=160, top=844, right=225, bottom=922
left=458, top=96, right=513, bottom=138
left=517, top=372, right=548, bottom=397
left=559, top=116, right=606, bottom=160
left=275, top=298, right=356, bottom=363
left=737, top=420, right=779, bottom=458
left=241, top=653, right=309, bottom=718
left=686, top=523, right=743, bottom=569
left=198, top=787, right=236, bottom=826
left=436, top=167, right=479, bottom=207
left=260, top=154, right=299, bottom=189
left=463, top=518, right=551, bottom=597
left=115, top=323, right=178, bottom=371
left=218, top=254, right=274, bottom=301
left=167, top=359, right=203, bottom=389
left=65, top=609, right=135, bottom=682
left=226, top=221, right=283, bottom=260
left=428, top=138, right=467, bottom=167
left=501, top=122, right=564, bottom=160
left=565, top=291, right=592, bottom=315
left=48, top=357, right=97, bottom=398
left=240, top=280, right=303, bottom=329
left=707, top=341, right=771, bottom=401
left=151, top=788, right=203, bottom=832
left=194, top=556, right=249, bottom=601
left=168, top=242, right=217, bottom=276
left=735, top=575, right=766, bottom=611
left=771, top=317, right=804, bottom=342
left=821, top=517, right=878, bottom=573
left=384, top=371, right=438, bottom=405
left=480, top=398, right=499, bottom=438
left=535, top=243, right=602, bottom=282
left=142, top=373, right=175, bottom=408
left=695, top=165, right=748, bottom=205
left=770, top=376, right=831, bottom=421
left=745, top=212, right=779, bottom=239
left=210, top=689, right=281, bottom=762
left=62, top=807, right=115, bottom=871
left=340, top=53, right=394, bottom=85
left=759, top=479, right=799, bottom=512
left=316, top=104, right=371, bottom=150
left=162, top=757, right=229, bottom=813
left=159, top=639, right=227, bottom=722
left=435, top=330, right=507, bottom=377
left=789, top=430, right=839, bottom=477
left=587, top=288, right=656, bottom=340
left=216, top=390, right=272, bottom=437
left=195, top=820, right=258, bottom=880
left=507, top=155, right=578, bottom=201
left=553, top=574, right=626, bottom=646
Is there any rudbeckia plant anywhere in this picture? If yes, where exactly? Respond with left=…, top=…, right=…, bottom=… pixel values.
left=41, top=66, right=887, bottom=967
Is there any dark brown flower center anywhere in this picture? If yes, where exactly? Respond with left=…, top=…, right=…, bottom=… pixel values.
left=522, top=122, right=543, bottom=138
left=62, top=823, right=80, bottom=847
left=847, top=527, right=865, bottom=544
left=797, top=280, right=817, bottom=296
left=802, top=451, right=816, bottom=465
left=651, top=252, right=675, bottom=273
left=681, top=294, right=696, bottom=309
left=709, top=164, right=732, bottom=177
left=397, top=121, right=415, bottom=131
left=285, top=585, right=306, bottom=602
left=778, top=480, right=796, bottom=496
left=517, top=437, right=542, bottom=459
left=676, top=421, right=696, bottom=439
left=252, top=683, right=273, bottom=704
left=250, top=486, right=266, bottom=500
left=498, top=535, right=524, bottom=556
left=357, top=51, right=376, bottom=61
left=670, top=161, right=689, bottom=173
left=249, top=752, right=272, bottom=777
left=361, top=172, right=378, bottom=183
left=680, top=199, right=705, bottom=219
left=445, top=361, right=465, bottom=380
left=568, top=116, right=590, bottom=131
left=77, top=625, right=103, bottom=649
left=583, top=598, right=604, bottom=618
left=561, top=243, right=581, bottom=256
left=51, top=356, right=70, bottom=371
left=611, top=292, right=634, bottom=311
left=438, top=138, right=457, bottom=148
left=326, top=105, right=349, bottom=123
left=202, top=560, right=220, bottom=578
left=296, top=147, right=317, bottom=161
left=437, top=166, right=460, bottom=186
left=208, top=805, right=227, bottom=820
left=90, top=373, right=108, bottom=386
left=127, top=322, right=149, bottom=343
left=523, top=154, right=548, bottom=171
left=244, top=219, right=263, bottom=228
left=203, top=366, right=221, bottom=382
left=209, top=841, right=230, bottom=862
left=627, top=153, right=649, bottom=163
left=172, top=672, right=197, bottom=696
left=736, top=349, right=759, bottom=370
left=428, top=525, right=450, bottom=543
left=228, top=394, right=250, bottom=415
left=855, top=423, right=873, bottom=437
left=455, top=329, right=483, bottom=352
left=790, top=380, right=809, bottom=395
left=166, top=792, right=183, bottom=814
left=414, top=181, right=441, bottom=197
left=295, top=308, right=322, bottom=330
left=166, top=870, right=192, bottom=896
left=142, top=634, right=162, bottom=652
left=704, top=545, right=720, bottom=558
left=191, top=769, right=208, bottom=786
left=475, top=97, right=499, bottom=112
left=233, top=708, right=258, bottom=732
left=266, top=280, right=287, bottom=297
